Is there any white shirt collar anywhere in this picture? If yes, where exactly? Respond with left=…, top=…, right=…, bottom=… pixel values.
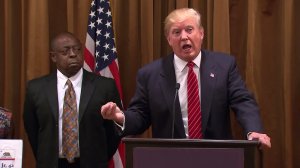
left=57, top=68, right=83, bottom=89
left=174, top=51, right=202, bottom=72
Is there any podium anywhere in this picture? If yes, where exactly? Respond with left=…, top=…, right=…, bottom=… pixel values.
left=123, top=138, right=261, bottom=168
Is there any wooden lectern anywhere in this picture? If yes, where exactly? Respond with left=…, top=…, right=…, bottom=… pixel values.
left=123, top=138, right=262, bottom=168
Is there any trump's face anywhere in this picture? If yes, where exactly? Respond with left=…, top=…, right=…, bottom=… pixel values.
left=167, top=17, right=204, bottom=62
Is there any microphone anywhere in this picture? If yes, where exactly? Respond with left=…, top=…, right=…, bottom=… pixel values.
left=172, top=83, right=180, bottom=138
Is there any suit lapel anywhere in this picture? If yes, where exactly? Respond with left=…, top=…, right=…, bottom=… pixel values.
left=200, top=50, right=217, bottom=134
left=46, top=73, right=59, bottom=122
left=159, top=54, right=186, bottom=137
left=78, top=70, right=94, bottom=122
left=46, top=70, right=95, bottom=123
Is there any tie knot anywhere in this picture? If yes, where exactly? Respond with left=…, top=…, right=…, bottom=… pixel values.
left=66, top=79, right=73, bottom=87
left=187, top=61, right=194, bottom=69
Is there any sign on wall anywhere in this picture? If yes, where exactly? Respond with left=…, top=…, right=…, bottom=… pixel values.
left=0, top=140, right=23, bottom=168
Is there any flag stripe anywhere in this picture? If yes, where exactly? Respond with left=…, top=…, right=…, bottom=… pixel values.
left=108, top=60, right=123, bottom=100
left=84, top=47, right=95, bottom=71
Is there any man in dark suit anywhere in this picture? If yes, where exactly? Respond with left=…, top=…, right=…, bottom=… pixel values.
left=101, top=8, right=271, bottom=148
left=23, top=32, right=122, bottom=168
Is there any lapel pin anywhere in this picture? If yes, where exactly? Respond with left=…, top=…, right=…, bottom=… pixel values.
left=210, top=73, right=215, bottom=78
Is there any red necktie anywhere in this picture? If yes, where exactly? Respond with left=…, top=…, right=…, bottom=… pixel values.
left=62, top=79, right=79, bottom=163
left=187, top=62, right=202, bottom=139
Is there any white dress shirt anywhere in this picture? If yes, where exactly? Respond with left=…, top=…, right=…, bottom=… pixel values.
left=57, top=68, right=83, bottom=157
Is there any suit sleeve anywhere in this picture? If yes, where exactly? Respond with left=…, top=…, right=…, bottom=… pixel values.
left=123, top=69, right=152, bottom=136
left=227, top=57, right=264, bottom=135
left=23, top=83, right=39, bottom=159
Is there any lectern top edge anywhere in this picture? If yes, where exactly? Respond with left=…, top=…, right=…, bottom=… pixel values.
left=122, top=137, right=260, bottom=148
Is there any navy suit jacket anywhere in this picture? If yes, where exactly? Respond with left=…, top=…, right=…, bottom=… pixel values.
left=23, top=69, right=122, bottom=168
left=124, top=50, right=263, bottom=139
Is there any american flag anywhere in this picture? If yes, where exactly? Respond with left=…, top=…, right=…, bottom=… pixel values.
left=84, top=0, right=124, bottom=167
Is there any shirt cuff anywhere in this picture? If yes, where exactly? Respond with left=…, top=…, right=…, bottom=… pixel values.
left=114, top=111, right=125, bottom=131
left=247, top=132, right=253, bottom=140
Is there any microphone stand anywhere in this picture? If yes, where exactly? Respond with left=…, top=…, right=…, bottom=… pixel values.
left=172, top=83, right=180, bottom=138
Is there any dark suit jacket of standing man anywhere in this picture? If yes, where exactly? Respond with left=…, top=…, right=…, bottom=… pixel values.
left=23, top=69, right=122, bottom=168
left=123, top=50, right=264, bottom=139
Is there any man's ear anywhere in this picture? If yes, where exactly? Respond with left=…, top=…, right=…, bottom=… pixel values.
left=200, top=27, right=204, bottom=40
left=167, top=35, right=172, bottom=46
left=49, top=52, right=57, bottom=63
